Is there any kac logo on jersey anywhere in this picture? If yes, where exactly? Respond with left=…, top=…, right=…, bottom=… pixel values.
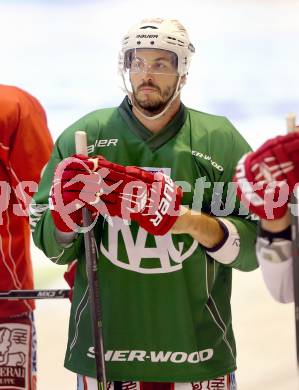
left=100, top=165, right=196, bottom=274
left=100, top=218, right=198, bottom=274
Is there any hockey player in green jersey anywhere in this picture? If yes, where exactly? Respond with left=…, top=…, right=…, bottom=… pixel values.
left=30, top=18, right=258, bottom=390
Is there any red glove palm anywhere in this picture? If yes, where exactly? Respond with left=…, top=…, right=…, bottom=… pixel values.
left=233, top=132, right=299, bottom=219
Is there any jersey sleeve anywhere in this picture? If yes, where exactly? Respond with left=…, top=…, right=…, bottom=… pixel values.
left=256, top=236, right=293, bottom=303
left=31, top=109, right=108, bottom=265
left=30, top=125, right=84, bottom=265
left=207, top=118, right=258, bottom=271
left=0, top=86, right=53, bottom=212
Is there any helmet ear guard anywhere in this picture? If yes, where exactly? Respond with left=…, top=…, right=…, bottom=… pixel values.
left=179, top=74, right=187, bottom=89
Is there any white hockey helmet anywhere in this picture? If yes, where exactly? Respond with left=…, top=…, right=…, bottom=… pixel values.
left=119, top=18, right=195, bottom=77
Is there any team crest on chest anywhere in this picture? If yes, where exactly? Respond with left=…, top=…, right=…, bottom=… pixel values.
left=100, top=218, right=198, bottom=274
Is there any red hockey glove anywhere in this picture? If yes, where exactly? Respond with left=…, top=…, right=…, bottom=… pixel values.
left=64, top=154, right=183, bottom=236
left=49, top=155, right=101, bottom=232
left=233, top=131, right=299, bottom=219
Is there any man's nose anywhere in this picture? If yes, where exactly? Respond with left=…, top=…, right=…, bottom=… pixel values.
left=142, top=69, right=154, bottom=81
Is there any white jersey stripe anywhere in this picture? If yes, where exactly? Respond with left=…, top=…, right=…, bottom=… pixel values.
left=69, top=287, right=89, bottom=354
left=205, top=303, right=235, bottom=361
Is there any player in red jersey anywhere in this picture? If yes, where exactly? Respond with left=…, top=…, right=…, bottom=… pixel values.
left=0, top=85, right=53, bottom=390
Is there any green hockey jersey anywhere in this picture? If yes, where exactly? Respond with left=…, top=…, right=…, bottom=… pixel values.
left=31, top=98, right=258, bottom=382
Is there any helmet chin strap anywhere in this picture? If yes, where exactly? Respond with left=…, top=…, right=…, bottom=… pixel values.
left=121, top=75, right=183, bottom=121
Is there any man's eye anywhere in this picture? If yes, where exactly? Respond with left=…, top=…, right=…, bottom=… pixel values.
left=155, top=63, right=167, bottom=69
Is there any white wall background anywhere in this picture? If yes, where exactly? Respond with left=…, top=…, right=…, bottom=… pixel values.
left=1, top=0, right=299, bottom=389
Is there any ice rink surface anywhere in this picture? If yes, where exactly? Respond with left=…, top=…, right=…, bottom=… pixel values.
left=1, top=0, right=299, bottom=388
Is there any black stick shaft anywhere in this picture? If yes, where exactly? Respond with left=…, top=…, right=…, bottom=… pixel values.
left=0, top=289, right=70, bottom=299
left=75, top=130, right=106, bottom=389
left=82, top=209, right=107, bottom=388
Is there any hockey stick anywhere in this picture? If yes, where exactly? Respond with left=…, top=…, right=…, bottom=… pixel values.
left=0, top=289, right=70, bottom=299
left=75, top=131, right=107, bottom=389
left=287, top=113, right=299, bottom=367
